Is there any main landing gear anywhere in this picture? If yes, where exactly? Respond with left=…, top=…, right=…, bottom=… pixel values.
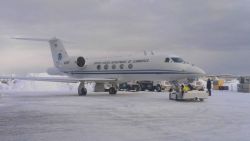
left=109, top=87, right=117, bottom=95
left=78, top=82, right=87, bottom=96
left=78, top=82, right=118, bottom=96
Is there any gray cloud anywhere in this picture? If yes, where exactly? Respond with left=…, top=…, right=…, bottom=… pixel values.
left=0, top=0, right=250, bottom=75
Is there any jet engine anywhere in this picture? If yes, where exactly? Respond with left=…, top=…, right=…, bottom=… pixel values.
left=76, top=56, right=85, bottom=67
left=56, top=56, right=86, bottom=70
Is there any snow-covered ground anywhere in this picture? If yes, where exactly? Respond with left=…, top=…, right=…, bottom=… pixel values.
left=0, top=73, right=95, bottom=92
left=0, top=90, right=250, bottom=141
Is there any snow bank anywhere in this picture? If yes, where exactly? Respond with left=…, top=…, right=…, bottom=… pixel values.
left=0, top=73, right=95, bottom=92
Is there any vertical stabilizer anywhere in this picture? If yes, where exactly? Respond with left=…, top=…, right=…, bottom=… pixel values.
left=49, top=38, right=69, bottom=68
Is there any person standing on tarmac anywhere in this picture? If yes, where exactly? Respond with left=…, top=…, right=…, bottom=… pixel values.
left=181, top=85, right=185, bottom=97
left=207, top=78, right=212, bottom=96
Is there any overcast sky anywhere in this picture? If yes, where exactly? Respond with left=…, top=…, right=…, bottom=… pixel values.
left=0, top=0, right=250, bottom=75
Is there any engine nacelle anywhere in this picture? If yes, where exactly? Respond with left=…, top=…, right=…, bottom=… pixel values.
left=76, top=56, right=85, bottom=67
left=54, top=56, right=86, bottom=71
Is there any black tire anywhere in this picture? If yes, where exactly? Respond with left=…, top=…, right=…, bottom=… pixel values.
left=109, top=87, right=117, bottom=95
left=78, top=87, right=87, bottom=96
left=156, top=85, right=162, bottom=92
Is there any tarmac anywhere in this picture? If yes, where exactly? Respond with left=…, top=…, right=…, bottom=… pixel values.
left=0, top=91, right=250, bottom=141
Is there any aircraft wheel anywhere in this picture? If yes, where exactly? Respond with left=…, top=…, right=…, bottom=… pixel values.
left=78, top=83, right=87, bottom=96
left=156, top=84, right=162, bottom=92
left=109, top=87, right=117, bottom=95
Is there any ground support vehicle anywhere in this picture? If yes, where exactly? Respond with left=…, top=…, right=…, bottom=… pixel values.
left=169, top=90, right=208, bottom=101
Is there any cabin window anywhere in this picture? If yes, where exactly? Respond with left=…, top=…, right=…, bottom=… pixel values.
left=104, top=64, right=109, bottom=70
left=112, top=64, right=116, bottom=70
left=171, top=57, right=184, bottom=63
left=165, top=58, right=170, bottom=63
left=120, top=64, right=124, bottom=69
left=97, top=65, right=101, bottom=70
left=128, top=64, right=133, bottom=69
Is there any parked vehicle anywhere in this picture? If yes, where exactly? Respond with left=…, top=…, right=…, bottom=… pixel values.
left=118, top=80, right=173, bottom=92
left=190, top=81, right=205, bottom=91
left=138, top=81, right=172, bottom=92
left=138, top=81, right=155, bottom=91
left=118, top=81, right=140, bottom=92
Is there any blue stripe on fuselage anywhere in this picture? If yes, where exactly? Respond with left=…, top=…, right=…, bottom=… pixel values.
left=64, top=69, right=197, bottom=75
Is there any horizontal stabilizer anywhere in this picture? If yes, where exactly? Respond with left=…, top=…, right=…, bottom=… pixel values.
left=12, top=37, right=50, bottom=42
left=11, top=37, right=72, bottom=69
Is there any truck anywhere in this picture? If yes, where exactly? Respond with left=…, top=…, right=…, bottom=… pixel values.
left=118, top=81, right=140, bottom=92
left=118, top=81, right=173, bottom=92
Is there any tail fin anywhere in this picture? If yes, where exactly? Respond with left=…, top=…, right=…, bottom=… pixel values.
left=48, top=38, right=69, bottom=68
left=12, top=37, right=69, bottom=68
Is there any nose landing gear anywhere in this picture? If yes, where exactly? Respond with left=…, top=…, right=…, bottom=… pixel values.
left=109, top=87, right=117, bottom=95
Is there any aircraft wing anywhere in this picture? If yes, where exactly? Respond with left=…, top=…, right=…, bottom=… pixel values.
left=0, top=76, right=116, bottom=83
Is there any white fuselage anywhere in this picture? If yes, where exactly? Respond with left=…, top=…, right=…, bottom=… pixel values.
left=9, top=38, right=206, bottom=95
left=57, top=54, right=205, bottom=82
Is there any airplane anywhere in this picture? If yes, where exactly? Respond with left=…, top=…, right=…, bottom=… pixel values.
left=0, top=37, right=205, bottom=96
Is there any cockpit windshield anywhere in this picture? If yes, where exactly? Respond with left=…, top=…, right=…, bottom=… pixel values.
left=171, top=57, right=184, bottom=63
